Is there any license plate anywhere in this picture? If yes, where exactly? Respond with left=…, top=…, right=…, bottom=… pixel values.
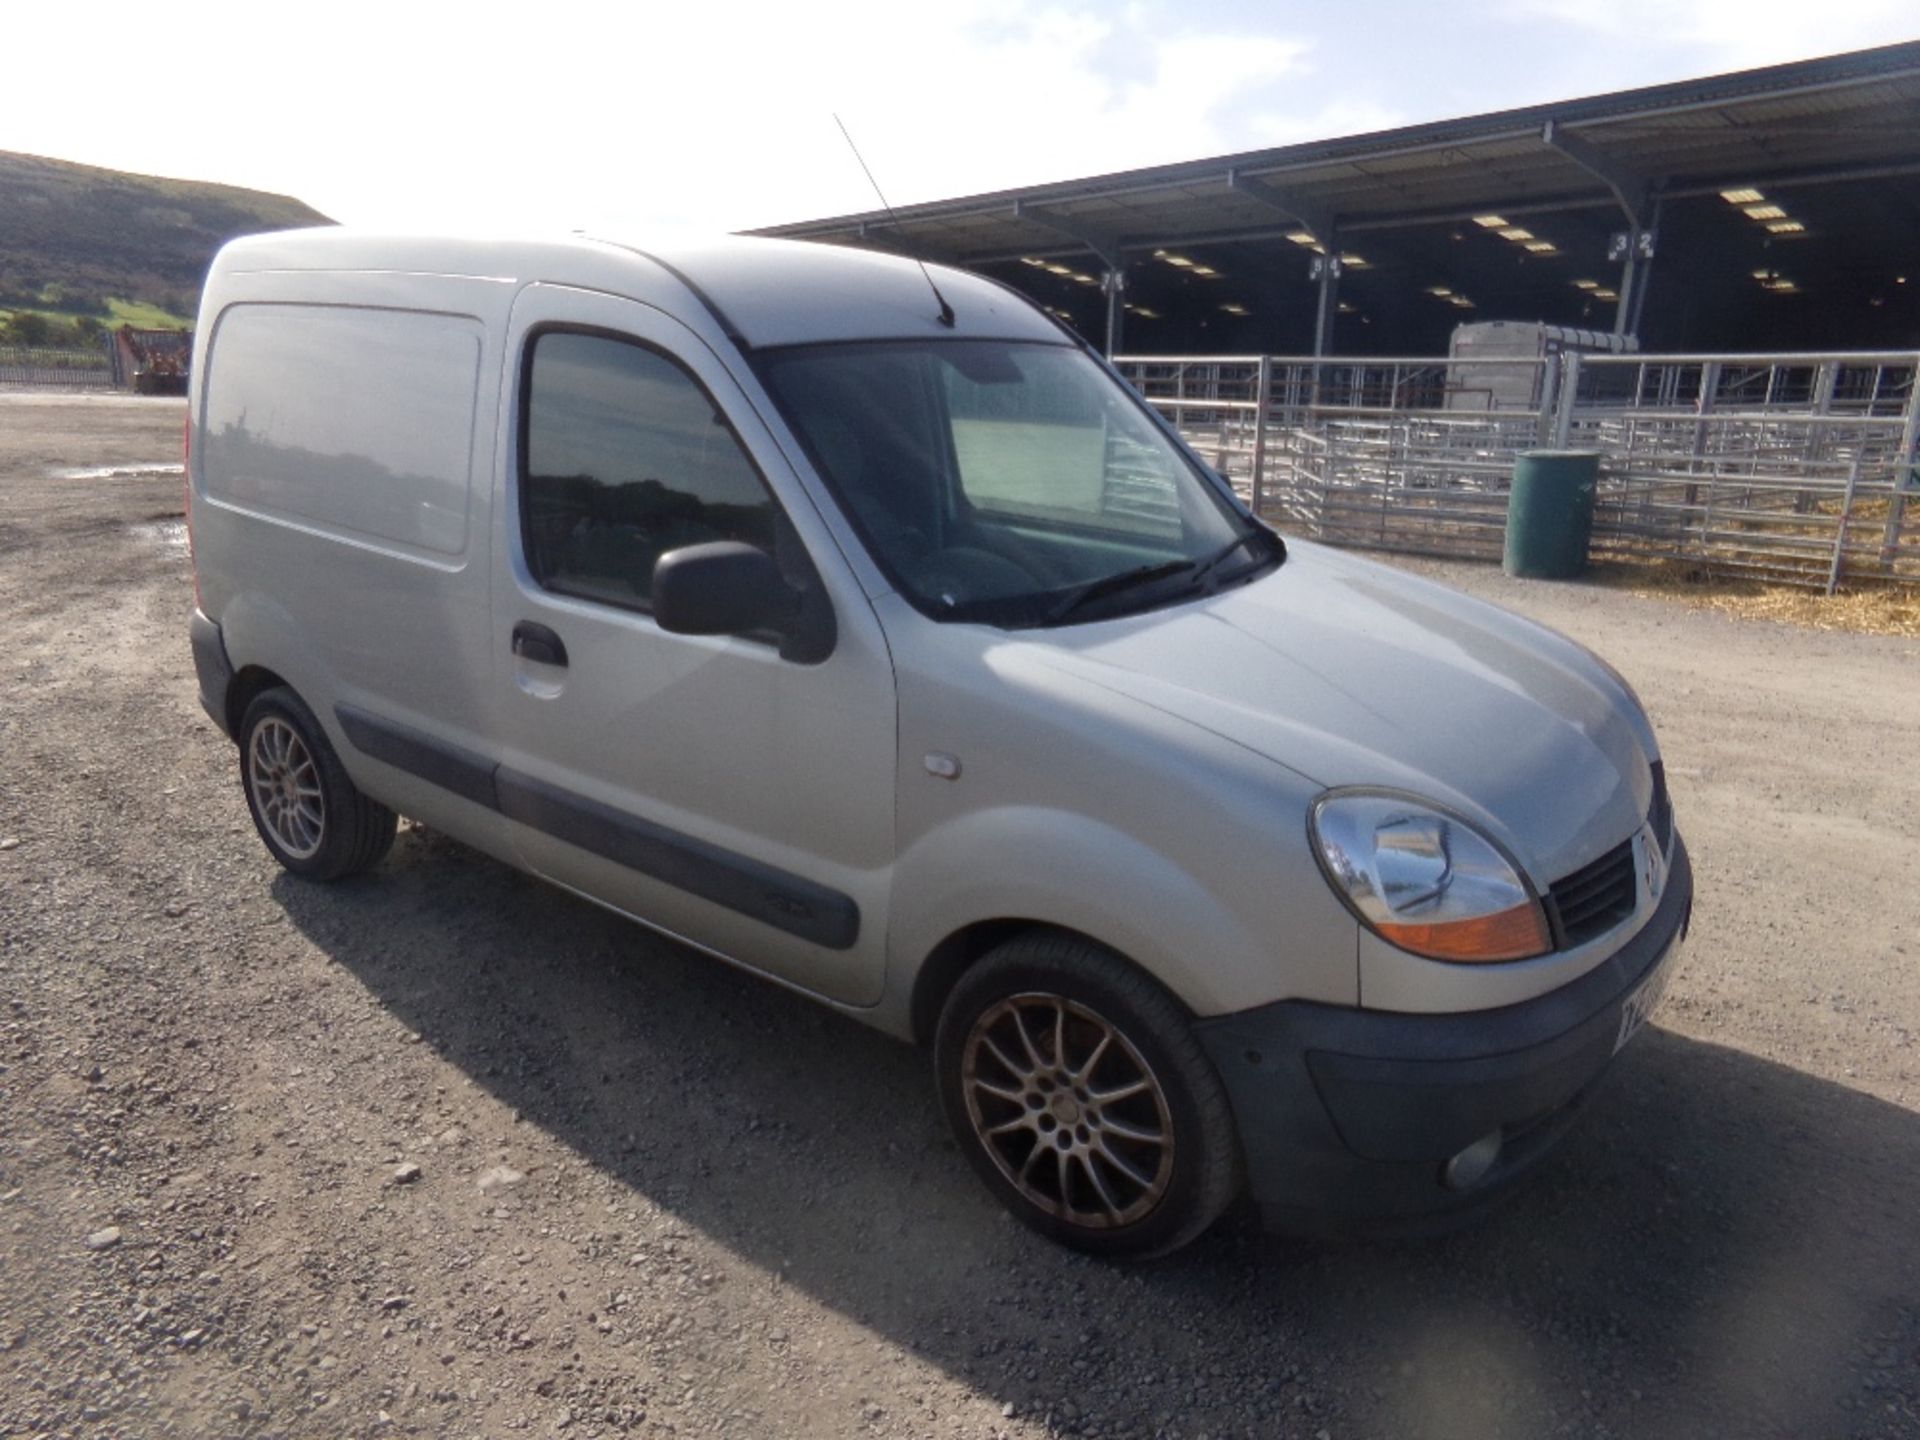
left=1614, top=944, right=1676, bottom=1054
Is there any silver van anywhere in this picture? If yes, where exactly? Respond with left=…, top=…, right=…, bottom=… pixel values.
left=186, top=231, right=1690, bottom=1256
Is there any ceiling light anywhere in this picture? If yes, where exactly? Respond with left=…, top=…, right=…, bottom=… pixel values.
left=1720, top=188, right=1764, bottom=205
left=1472, top=215, right=1508, bottom=228
left=1751, top=269, right=1773, bottom=280
left=1594, top=289, right=1618, bottom=301
left=1191, top=265, right=1220, bottom=277
left=1426, top=285, right=1453, bottom=297
left=1285, top=231, right=1320, bottom=247
left=1525, top=241, right=1557, bottom=254
left=1071, top=273, right=1097, bottom=285
left=1767, top=220, right=1806, bottom=235
left=1219, top=303, right=1249, bottom=316
left=1339, top=253, right=1369, bottom=268
left=1573, top=278, right=1599, bottom=290
left=1767, top=280, right=1799, bottom=293
left=1743, top=204, right=1787, bottom=220
left=1449, top=296, right=1475, bottom=308
left=1337, top=301, right=1356, bottom=314
left=1498, top=228, right=1534, bottom=242
left=1898, top=276, right=1909, bottom=285
left=1019, top=257, right=1047, bottom=268
left=1160, top=253, right=1194, bottom=267
left=1044, top=263, right=1072, bottom=275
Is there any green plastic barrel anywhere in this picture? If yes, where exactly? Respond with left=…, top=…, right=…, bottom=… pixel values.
left=1504, top=450, right=1600, bottom=579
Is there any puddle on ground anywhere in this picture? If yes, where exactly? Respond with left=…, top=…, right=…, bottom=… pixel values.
left=52, top=462, right=185, bottom=481
left=129, top=519, right=189, bottom=551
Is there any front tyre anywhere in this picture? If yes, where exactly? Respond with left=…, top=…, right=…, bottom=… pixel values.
left=934, top=933, right=1242, bottom=1258
left=239, top=687, right=396, bottom=881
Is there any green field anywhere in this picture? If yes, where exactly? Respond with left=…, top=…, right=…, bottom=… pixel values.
left=102, top=297, right=194, bottom=329
left=0, top=297, right=193, bottom=332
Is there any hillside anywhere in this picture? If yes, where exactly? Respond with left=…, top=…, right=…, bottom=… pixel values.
left=0, top=151, right=332, bottom=329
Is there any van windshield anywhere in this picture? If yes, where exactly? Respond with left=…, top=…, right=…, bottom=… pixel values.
left=755, top=339, right=1279, bottom=627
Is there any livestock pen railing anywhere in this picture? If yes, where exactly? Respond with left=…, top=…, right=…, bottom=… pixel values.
left=1115, top=350, right=1920, bottom=590
left=0, top=342, right=115, bottom=390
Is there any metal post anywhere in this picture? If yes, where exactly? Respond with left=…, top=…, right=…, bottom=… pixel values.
left=1307, top=251, right=1341, bottom=414
left=1883, top=360, right=1920, bottom=569
left=1799, top=358, right=1837, bottom=515
left=1613, top=248, right=1639, bottom=338
left=1537, top=353, right=1562, bottom=447
left=1552, top=353, right=1581, bottom=448
left=1103, top=269, right=1125, bottom=358
left=1624, top=199, right=1662, bottom=339
left=1251, top=355, right=1273, bottom=516
left=1827, top=451, right=1863, bottom=595
left=1685, top=359, right=1719, bottom=521
left=1312, top=256, right=1340, bottom=358
left=1626, top=256, right=1654, bottom=337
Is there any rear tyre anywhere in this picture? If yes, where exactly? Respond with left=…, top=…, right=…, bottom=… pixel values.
left=239, top=687, right=396, bottom=881
left=934, top=933, right=1242, bottom=1258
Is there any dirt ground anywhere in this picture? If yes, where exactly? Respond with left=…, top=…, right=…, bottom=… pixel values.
left=2, top=392, right=1917, bottom=1440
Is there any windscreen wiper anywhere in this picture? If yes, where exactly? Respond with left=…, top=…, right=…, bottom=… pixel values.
left=1187, top=530, right=1275, bottom=590
left=1039, top=558, right=1198, bottom=626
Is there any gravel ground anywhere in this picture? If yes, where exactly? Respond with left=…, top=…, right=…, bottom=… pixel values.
left=2, top=392, right=1917, bottom=1440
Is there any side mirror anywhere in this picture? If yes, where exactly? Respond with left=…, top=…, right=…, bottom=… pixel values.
left=652, top=542, right=834, bottom=664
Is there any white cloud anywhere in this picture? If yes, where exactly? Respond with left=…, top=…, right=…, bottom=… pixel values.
left=1244, top=98, right=1412, bottom=150
left=4, top=0, right=1315, bottom=236
left=10, top=0, right=1901, bottom=240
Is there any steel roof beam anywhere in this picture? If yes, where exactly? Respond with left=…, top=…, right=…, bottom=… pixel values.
left=850, top=221, right=958, bottom=265
left=755, top=44, right=1920, bottom=243
left=1658, top=157, right=1920, bottom=199
left=950, top=193, right=1618, bottom=267
left=1541, top=120, right=1659, bottom=337
left=1542, top=119, right=1652, bottom=227
left=1225, top=169, right=1337, bottom=244
left=1010, top=200, right=1127, bottom=272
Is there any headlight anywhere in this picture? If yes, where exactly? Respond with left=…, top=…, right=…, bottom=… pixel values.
left=1310, top=792, right=1551, bottom=963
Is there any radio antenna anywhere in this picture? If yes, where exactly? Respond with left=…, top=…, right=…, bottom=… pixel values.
left=833, top=113, right=956, bottom=328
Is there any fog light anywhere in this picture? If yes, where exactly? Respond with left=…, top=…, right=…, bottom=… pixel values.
left=1442, top=1130, right=1503, bottom=1190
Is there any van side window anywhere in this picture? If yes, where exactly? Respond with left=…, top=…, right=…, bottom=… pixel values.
left=521, top=331, right=776, bottom=610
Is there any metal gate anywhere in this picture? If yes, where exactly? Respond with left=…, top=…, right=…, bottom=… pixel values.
left=1116, top=350, right=1920, bottom=590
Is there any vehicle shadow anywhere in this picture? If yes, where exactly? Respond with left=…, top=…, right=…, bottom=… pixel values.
left=273, top=827, right=1920, bottom=1440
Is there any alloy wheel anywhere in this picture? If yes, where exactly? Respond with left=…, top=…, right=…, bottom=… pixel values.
left=247, top=716, right=325, bottom=860
left=960, top=992, right=1175, bottom=1229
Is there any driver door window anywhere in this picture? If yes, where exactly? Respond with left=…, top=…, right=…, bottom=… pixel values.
left=521, top=330, right=776, bottom=610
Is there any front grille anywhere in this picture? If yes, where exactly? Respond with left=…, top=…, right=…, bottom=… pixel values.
left=1647, top=761, right=1674, bottom=857
left=1548, top=839, right=1636, bottom=948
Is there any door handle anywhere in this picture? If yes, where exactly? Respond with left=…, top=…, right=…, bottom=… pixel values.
left=512, top=621, right=569, bottom=668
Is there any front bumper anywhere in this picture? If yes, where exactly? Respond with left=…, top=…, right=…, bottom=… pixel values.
left=1196, top=834, right=1692, bottom=1236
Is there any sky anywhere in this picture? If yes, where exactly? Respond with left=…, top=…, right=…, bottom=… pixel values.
left=9, top=1, right=1915, bottom=236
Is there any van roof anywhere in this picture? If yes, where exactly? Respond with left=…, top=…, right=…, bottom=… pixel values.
left=209, top=229, right=1070, bottom=351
